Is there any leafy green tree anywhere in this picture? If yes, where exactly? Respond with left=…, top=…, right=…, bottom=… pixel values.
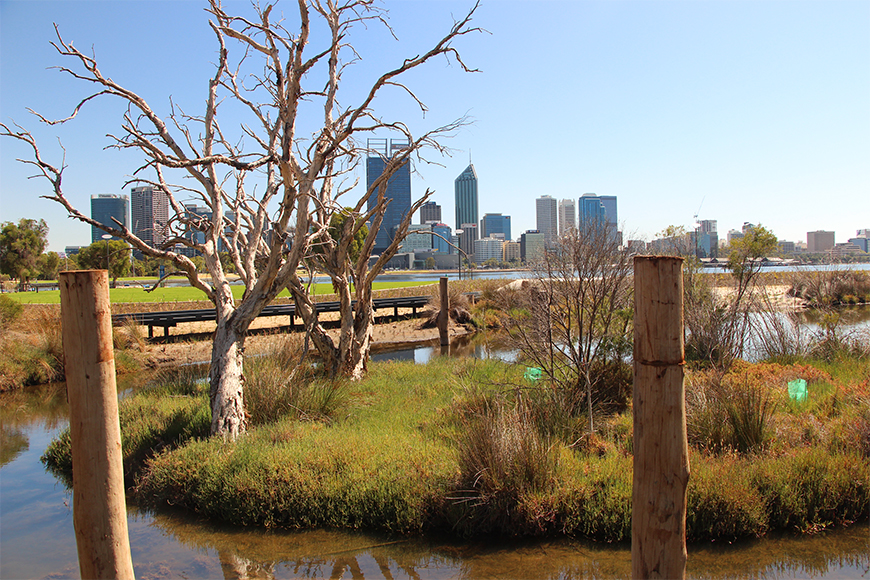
left=36, top=251, right=61, bottom=280
left=684, top=224, right=778, bottom=369
left=424, top=256, right=436, bottom=270
left=190, top=255, right=206, bottom=273
left=311, top=208, right=369, bottom=266
left=219, top=252, right=235, bottom=274
left=0, top=219, right=48, bottom=291
left=76, top=240, right=132, bottom=287
left=728, top=225, right=778, bottom=284
left=60, top=252, right=80, bottom=272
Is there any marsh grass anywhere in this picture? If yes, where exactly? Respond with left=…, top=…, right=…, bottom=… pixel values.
left=687, top=366, right=787, bottom=454
left=42, top=353, right=870, bottom=541
left=0, top=294, right=23, bottom=329
left=0, top=303, right=148, bottom=390
left=0, top=306, right=65, bottom=389
left=789, top=269, right=870, bottom=306
left=113, top=317, right=148, bottom=352
left=42, top=370, right=210, bottom=484
left=449, top=393, right=560, bottom=536
left=245, top=336, right=349, bottom=425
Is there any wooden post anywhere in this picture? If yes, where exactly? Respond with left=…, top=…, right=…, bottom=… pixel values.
left=60, top=270, right=135, bottom=580
left=438, top=276, right=449, bottom=346
left=632, top=256, right=689, bottom=580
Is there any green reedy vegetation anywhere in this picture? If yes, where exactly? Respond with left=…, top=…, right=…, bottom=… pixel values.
left=0, top=304, right=146, bottom=390
left=42, top=351, right=869, bottom=542
left=789, top=269, right=870, bottom=307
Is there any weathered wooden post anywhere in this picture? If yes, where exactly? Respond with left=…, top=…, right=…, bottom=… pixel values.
left=438, top=276, right=449, bottom=347
left=59, top=270, right=135, bottom=580
left=632, top=256, right=689, bottom=580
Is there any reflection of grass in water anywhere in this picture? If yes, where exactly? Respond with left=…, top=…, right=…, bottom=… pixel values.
left=0, top=424, right=29, bottom=466
left=0, top=382, right=69, bottom=431
left=133, top=500, right=869, bottom=580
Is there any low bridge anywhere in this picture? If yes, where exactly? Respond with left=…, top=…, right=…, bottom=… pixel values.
left=112, top=295, right=433, bottom=338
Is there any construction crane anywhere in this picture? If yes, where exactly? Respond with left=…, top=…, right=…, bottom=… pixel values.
left=693, top=196, right=705, bottom=229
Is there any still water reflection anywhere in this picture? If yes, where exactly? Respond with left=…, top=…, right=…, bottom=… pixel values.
left=1, top=373, right=868, bottom=579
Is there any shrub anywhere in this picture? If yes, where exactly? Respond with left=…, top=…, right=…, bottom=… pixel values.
left=449, top=395, right=560, bottom=536
left=0, top=294, right=23, bottom=329
left=687, top=366, right=781, bottom=454
left=42, top=378, right=210, bottom=484
left=751, top=448, right=870, bottom=532
left=245, top=352, right=348, bottom=426
left=687, top=453, right=768, bottom=540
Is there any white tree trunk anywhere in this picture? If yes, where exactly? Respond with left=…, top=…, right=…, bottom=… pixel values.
left=342, top=304, right=374, bottom=381
left=209, top=318, right=247, bottom=440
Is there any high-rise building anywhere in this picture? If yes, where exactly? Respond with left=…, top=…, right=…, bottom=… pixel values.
left=504, top=240, right=521, bottom=263
left=558, top=199, right=575, bottom=236
left=130, top=186, right=170, bottom=248
left=459, top=222, right=478, bottom=261
left=578, top=193, right=605, bottom=230
left=90, top=194, right=129, bottom=243
left=480, top=213, right=511, bottom=241
left=474, top=237, right=504, bottom=264
left=807, top=231, right=835, bottom=253
left=697, top=219, right=718, bottom=258
left=399, top=224, right=433, bottom=253
left=520, top=230, right=545, bottom=264
left=366, top=138, right=411, bottom=253
left=600, top=196, right=618, bottom=231
left=419, top=201, right=441, bottom=225
left=454, top=164, right=478, bottom=232
left=535, top=195, right=558, bottom=246
left=579, top=193, right=619, bottom=243
left=176, top=203, right=213, bottom=256
left=431, top=223, right=452, bottom=253
left=848, top=237, right=869, bottom=253
left=727, top=229, right=744, bottom=244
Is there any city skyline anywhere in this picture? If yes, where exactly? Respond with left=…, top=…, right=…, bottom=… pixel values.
left=1, top=1, right=867, bottom=252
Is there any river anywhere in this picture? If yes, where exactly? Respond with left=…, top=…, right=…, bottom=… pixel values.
left=154, top=262, right=869, bottom=287
left=1, top=373, right=868, bottom=579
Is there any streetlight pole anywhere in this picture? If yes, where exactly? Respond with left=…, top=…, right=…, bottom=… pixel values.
left=101, top=234, right=112, bottom=272
left=426, top=230, right=470, bottom=281
left=454, top=229, right=463, bottom=281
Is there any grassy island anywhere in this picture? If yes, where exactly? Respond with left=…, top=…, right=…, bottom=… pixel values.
left=43, top=349, right=869, bottom=542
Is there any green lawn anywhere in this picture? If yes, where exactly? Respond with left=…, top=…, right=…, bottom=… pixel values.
left=7, top=280, right=435, bottom=304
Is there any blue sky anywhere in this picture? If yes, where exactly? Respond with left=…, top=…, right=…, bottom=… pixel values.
left=1, top=0, right=868, bottom=253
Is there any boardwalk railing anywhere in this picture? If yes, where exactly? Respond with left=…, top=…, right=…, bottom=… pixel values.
left=112, top=295, right=433, bottom=338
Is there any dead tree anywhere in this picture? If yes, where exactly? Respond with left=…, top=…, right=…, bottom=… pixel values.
left=498, top=221, right=634, bottom=433
left=1, top=0, right=481, bottom=439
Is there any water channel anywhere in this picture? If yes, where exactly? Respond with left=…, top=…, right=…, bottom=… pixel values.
left=3, top=356, right=869, bottom=579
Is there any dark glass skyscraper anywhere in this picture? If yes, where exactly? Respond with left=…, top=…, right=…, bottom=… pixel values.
left=454, top=164, right=478, bottom=231
left=579, top=193, right=619, bottom=244
left=481, top=213, right=511, bottom=241
left=600, top=195, right=618, bottom=232
left=579, top=193, right=607, bottom=229
left=366, top=138, right=411, bottom=253
left=90, top=194, right=129, bottom=242
left=432, top=223, right=452, bottom=253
